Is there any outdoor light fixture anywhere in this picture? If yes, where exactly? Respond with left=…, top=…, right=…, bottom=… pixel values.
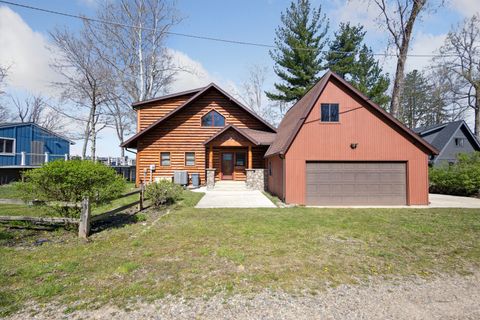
left=350, top=143, right=358, bottom=149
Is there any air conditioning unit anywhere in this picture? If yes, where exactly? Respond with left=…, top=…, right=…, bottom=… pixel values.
left=173, top=170, right=188, bottom=185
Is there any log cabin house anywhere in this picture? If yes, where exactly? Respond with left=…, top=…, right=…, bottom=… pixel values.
left=122, top=71, right=438, bottom=206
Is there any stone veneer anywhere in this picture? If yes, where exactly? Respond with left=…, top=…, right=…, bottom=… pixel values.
left=246, top=169, right=267, bottom=191
left=206, top=168, right=216, bottom=190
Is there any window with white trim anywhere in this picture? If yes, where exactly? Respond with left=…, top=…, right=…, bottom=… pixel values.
left=185, top=152, right=195, bottom=166
left=0, top=138, right=14, bottom=155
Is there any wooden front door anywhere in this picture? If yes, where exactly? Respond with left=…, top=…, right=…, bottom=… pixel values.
left=221, top=152, right=234, bottom=180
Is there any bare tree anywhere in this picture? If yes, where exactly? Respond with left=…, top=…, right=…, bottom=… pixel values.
left=373, top=0, right=428, bottom=117
left=0, top=65, right=9, bottom=122
left=237, top=65, right=280, bottom=126
left=50, top=24, right=110, bottom=160
left=433, top=14, right=480, bottom=138
left=85, top=0, right=180, bottom=154
left=9, top=94, right=65, bottom=131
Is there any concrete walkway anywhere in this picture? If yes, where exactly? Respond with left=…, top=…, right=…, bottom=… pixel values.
left=429, top=193, right=480, bottom=208
left=195, top=181, right=276, bottom=208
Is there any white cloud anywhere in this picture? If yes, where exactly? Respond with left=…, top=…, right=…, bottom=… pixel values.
left=450, top=0, right=480, bottom=18
left=405, top=32, right=446, bottom=72
left=0, top=6, right=59, bottom=95
left=331, top=0, right=382, bottom=35
left=168, top=49, right=215, bottom=92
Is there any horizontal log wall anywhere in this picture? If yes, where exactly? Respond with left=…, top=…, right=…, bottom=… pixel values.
left=136, top=88, right=272, bottom=185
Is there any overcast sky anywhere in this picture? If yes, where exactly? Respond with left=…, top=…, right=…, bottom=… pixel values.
left=0, top=0, right=479, bottom=157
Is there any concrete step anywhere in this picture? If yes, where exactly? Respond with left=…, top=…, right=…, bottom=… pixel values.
left=213, top=181, right=248, bottom=191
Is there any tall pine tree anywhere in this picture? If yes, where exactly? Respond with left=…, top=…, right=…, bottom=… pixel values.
left=351, top=45, right=390, bottom=108
left=325, top=23, right=365, bottom=78
left=325, top=23, right=390, bottom=109
left=266, top=0, right=329, bottom=103
left=399, top=70, right=431, bottom=128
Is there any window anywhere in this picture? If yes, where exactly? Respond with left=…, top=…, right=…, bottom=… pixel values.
left=160, top=152, right=170, bottom=166
left=455, top=138, right=465, bottom=147
left=201, top=110, right=225, bottom=127
left=235, top=152, right=246, bottom=166
left=0, top=138, right=14, bottom=155
left=321, top=103, right=339, bottom=122
left=185, top=152, right=195, bottom=166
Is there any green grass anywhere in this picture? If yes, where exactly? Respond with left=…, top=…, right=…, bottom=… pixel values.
left=0, top=204, right=479, bottom=316
left=0, top=204, right=58, bottom=217
left=0, top=183, right=23, bottom=199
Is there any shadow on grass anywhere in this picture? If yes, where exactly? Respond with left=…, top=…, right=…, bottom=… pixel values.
left=89, top=207, right=149, bottom=235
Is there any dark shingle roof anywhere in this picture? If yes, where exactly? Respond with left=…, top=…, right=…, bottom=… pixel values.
left=414, top=120, right=480, bottom=151
left=202, top=125, right=276, bottom=146
left=265, top=70, right=438, bottom=157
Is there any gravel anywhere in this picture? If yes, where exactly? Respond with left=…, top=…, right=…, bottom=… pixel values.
left=7, top=272, right=480, bottom=320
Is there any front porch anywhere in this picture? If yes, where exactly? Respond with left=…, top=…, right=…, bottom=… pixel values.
left=203, top=125, right=273, bottom=190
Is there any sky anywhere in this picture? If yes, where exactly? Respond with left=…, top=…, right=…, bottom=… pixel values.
left=0, top=0, right=479, bottom=157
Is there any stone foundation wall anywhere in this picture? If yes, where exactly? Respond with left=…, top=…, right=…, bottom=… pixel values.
left=246, top=169, right=267, bottom=191
left=206, top=169, right=216, bottom=190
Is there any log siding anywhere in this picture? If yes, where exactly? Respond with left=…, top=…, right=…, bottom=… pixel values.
left=135, top=88, right=272, bottom=185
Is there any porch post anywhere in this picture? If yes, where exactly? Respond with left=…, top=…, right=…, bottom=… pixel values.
left=209, top=145, right=213, bottom=168
left=248, top=145, right=252, bottom=169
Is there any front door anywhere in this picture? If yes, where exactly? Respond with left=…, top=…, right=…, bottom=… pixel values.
left=221, top=152, right=234, bottom=180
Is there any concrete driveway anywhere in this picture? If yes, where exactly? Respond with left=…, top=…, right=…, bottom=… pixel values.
left=195, top=190, right=276, bottom=208
left=429, top=194, right=480, bottom=208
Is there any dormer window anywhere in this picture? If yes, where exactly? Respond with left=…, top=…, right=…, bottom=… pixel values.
left=201, top=110, right=225, bottom=127
left=321, top=103, right=339, bottom=122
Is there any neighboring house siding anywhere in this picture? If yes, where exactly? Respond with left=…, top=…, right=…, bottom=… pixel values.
left=0, top=126, right=17, bottom=166
left=0, top=124, right=70, bottom=166
left=436, top=126, right=477, bottom=164
left=136, top=88, right=272, bottom=184
left=283, top=79, right=430, bottom=205
left=137, top=93, right=196, bottom=131
left=267, top=155, right=284, bottom=199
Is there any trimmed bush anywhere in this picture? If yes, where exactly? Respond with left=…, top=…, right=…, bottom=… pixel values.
left=429, top=152, right=480, bottom=196
left=17, top=160, right=126, bottom=216
left=145, top=180, right=183, bottom=207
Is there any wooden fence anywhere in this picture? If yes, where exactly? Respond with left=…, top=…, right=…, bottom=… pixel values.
left=0, top=184, right=146, bottom=239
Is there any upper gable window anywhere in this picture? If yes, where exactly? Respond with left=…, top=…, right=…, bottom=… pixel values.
left=321, top=103, right=339, bottom=122
left=455, top=138, right=465, bottom=147
left=201, top=110, right=225, bottom=127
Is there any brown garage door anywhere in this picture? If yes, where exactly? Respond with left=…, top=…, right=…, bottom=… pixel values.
left=306, top=162, right=407, bottom=205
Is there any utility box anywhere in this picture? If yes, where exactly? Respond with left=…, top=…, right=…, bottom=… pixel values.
left=191, top=173, right=200, bottom=187
left=173, top=170, right=188, bottom=185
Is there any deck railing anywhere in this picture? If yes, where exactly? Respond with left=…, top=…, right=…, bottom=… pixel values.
left=14, top=152, right=69, bottom=166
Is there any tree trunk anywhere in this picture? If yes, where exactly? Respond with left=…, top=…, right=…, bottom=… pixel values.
left=389, top=0, right=426, bottom=118
left=475, top=91, right=480, bottom=140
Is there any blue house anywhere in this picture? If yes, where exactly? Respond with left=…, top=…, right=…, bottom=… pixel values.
left=0, top=122, right=74, bottom=183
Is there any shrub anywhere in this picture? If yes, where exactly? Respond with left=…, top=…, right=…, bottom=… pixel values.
left=17, top=160, right=126, bottom=216
left=429, top=152, right=480, bottom=196
left=144, top=180, right=183, bottom=207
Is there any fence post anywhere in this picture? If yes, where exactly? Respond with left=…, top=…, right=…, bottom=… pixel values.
left=64, top=154, right=68, bottom=161
left=44, top=152, right=49, bottom=163
left=78, top=196, right=91, bottom=239
left=21, top=152, right=26, bottom=166
left=138, top=182, right=144, bottom=211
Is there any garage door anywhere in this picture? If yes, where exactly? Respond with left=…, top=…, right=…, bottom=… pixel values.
left=306, top=162, right=407, bottom=205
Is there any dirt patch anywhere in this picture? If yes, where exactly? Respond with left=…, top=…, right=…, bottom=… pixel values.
left=7, top=272, right=480, bottom=320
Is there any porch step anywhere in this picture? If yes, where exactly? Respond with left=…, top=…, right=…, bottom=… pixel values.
left=213, top=181, right=248, bottom=191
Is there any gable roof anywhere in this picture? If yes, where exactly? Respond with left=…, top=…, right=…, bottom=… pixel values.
left=122, top=83, right=276, bottom=148
left=414, top=120, right=480, bottom=151
left=203, top=124, right=276, bottom=146
left=131, top=87, right=204, bottom=109
left=265, top=70, right=438, bottom=157
left=0, top=122, right=75, bottom=144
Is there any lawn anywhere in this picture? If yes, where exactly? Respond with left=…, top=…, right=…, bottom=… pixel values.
left=0, top=194, right=479, bottom=316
